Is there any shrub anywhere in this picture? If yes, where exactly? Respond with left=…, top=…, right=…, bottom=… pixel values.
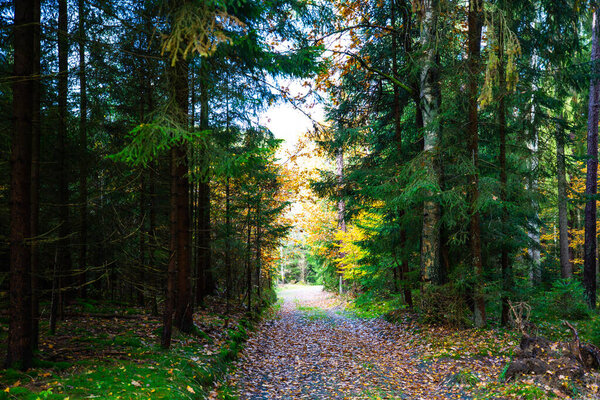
left=416, top=283, right=472, bottom=328
left=534, top=279, right=589, bottom=321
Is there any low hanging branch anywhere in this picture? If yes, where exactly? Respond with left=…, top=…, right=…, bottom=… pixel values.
left=328, top=49, right=413, bottom=93
left=161, top=2, right=245, bottom=65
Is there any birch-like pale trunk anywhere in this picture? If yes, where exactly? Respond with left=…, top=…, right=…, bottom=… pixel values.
left=419, top=0, right=442, bottom=285
left=527, top=94, right=541, bottom=284
left=556, top=121, right=572, bottom=279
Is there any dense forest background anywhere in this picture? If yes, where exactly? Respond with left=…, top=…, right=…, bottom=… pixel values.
left=282, top=0, right=600, bottom=330
left=3, top=0, right=600, bottom=397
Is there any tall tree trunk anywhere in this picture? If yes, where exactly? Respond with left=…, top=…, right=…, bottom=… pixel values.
left=225, top=177, right=232, bottom=312
left=162, top=150, right=178, bottom=348
left=336, top=147, right=346, bottom=295
left=419, top=0, right=442, bottom=285
left=255, top=199, right=261, bottom=308
left=149, top=163, right=158, bottom=315
left=498, top=17, right=512, bottom=326
left=392, top=0, right=413, bottom=307
left=78, top=0, right=88, bottom=299
left=57, top=0, right=71, bottom=319
left=557, top=120, right=572, bottom=279
left=171, top=59, right=193, bottom=333
left=568, top=206, right=576, bottom=269
left=138, top=175, right=146, bottom=306
left=7, top=0, right=35, bottom=369
left=527, top=102, right=541, bottom=284
left=30, top=0, right=41, bottom=351
left=196, top=59, right=213, bottom=304
left=584, top=6, right=600, bottom=309
left=246, top=203, right=253, bottom=313
left=467, top=0, right=486, bottom=327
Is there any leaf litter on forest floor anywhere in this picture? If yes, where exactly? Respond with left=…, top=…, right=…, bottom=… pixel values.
left=225, top=285, right=584, bottom=399
left=0, top=297, right=249, bottom=399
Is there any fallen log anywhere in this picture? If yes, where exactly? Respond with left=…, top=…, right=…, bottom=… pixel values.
left=504, top=321, right=600, bottom=396
left=62, top=313, right=148, bottom=319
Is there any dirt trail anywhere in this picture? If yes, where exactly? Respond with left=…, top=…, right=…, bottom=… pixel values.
left=227, top=285, right=496, bottom=399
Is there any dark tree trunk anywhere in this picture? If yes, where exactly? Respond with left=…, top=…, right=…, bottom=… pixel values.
left=255, top=199, right=261, bottom=308
left=30, top=0, right=41, bottom=351
left=467, top=0, right=486, bottom=327
left=171, top=59, right=193, bottom=333
left=57, top=0, right=71, bottom=318
left=78, top=0, right=88, bottom=299
left=225, top=177, right=232, bottom=312
left=162, top=150, right=178, bottom=348
left=138, top=175, right=146, bottom=307
left=557, top=121, right=572, bottom=279
left=498, top=18, right=512, bottom=326
left=196, top=61, right=213, bottom=303
left=7, top=0, right=35, bottom=369
left=584, top=7, right=600, bottom=309
left=149, top=163, right=158, bottom=315
left=392, top=0, right=413, bottom=307
left=246, top=204, right=253, bottom=313
left=137, top=68, right=147, bottom=308
left=336, top=147, right=346, bottom=294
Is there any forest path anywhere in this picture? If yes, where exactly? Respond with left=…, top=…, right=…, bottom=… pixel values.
left=226, top=285, right=486, bottom=399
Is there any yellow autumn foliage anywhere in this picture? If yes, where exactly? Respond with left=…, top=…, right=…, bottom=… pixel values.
left=332, top=212, right=382, bottom=280
left=539, top=162, right=600, bottom=269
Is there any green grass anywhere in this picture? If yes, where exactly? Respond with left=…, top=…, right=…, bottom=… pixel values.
left=344, top=295, right=406, bottom=319
left=475, top=381, right=554, bottom=400
left=0, top=320, right=254, bottom=400
left=359, top=386, right=403, bottom=399
left=296, top=305, right=328, bottom=321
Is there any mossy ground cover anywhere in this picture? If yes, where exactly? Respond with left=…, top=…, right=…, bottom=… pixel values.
left=0, top=297, right=256, bottom=400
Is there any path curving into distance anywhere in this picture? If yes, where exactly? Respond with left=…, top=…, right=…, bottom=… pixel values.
left=227, top=284, right=497, bottom=400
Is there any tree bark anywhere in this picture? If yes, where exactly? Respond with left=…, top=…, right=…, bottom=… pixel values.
left=196, top=59, right=213, bottom=304
left=162, top=150, right=178, bottom=348
left=7, top=0, right=35, bottom=369
left=138, top=175, right=146, bottom=307
left=57, top=0, right=71, bottom=317
left=527, top=102, right=541, bottom=284
left=392, top=0, right=413, bottom=306
left=30, top=0, right=41, bottom=351
left=419, top=0, right=442, bottom=285
left=557, top=120, right=572, bottom=279
left=246, top=203, right=253, bottom=312
left=498, top=16, right=512, bottom=326
left=78, top=0, right=88, bottom=299
left=584, top=6, right=600, bottom=309
left=336, top=147, right=346, bottom=294
left=171, top=59, right=193, bottom=333
left=149, top=163, right=158, bottom=315
left=255, top=199, right=261, bottom=308
left=467, top=0, right=486, bottom=327
left=225, top=177, right=232, bottom=312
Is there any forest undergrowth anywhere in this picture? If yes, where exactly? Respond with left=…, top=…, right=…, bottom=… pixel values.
left=0, top=295, right=265, bottom=400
